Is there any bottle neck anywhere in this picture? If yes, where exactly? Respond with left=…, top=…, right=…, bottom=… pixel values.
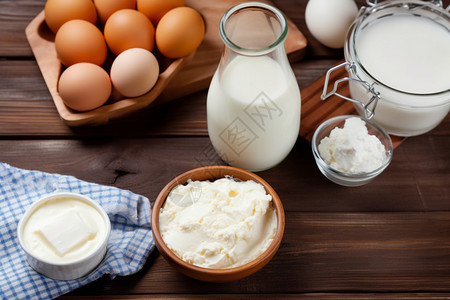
left=219, top=2, right=288, bottom=57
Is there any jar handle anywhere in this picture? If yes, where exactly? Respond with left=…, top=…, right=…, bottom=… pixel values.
left=321, top=61, right=380, bottom=119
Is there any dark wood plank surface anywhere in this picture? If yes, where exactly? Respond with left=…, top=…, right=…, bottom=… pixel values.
left=1, top=0, right=449, bottom=299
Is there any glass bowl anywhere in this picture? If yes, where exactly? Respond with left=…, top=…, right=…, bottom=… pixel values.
left=311, top=115, right=393, bottom=187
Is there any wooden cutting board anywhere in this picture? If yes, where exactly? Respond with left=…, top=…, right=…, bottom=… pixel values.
left=299, top=60, right=406, bottom=149
left=25, top=0, right=307, bottom=126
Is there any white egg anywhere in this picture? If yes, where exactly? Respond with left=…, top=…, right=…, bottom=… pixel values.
left=110, top=48, right=159, bottom=98
left=305, top=0, right=358, bottom=49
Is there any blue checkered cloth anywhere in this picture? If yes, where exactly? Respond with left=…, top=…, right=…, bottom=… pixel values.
left=0, top=162, right=155, bottom=299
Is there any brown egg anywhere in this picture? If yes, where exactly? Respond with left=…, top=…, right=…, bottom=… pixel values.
left=110, top=48, right=160, bottom=97
left=94, top=0, right=137, bottom=24
left=137, top=0, right=184, bottom=26
left=45, top=0, right=97, bottom=34
left=58, top=63, right=112, bottom=111
left=104, top=9, right=155, bottom=56
left=55, top=20, right=107, bottom=67
left=155, top=7, right=205, bottom=59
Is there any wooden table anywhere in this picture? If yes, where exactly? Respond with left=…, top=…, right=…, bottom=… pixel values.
left=1, top=0, right=449, bottom=298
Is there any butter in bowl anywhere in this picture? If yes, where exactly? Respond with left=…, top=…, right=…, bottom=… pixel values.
left=17, top=192, right=111, bottom=280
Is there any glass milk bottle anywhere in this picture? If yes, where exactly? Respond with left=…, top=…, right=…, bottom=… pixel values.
left=207, top=2, right=301, bottom=171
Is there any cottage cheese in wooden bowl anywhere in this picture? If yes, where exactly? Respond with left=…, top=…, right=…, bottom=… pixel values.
left=151, top=166, right=285, bottom=282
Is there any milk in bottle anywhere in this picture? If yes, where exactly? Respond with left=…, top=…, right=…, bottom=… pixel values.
left=207, top=2, right=301, bottom=171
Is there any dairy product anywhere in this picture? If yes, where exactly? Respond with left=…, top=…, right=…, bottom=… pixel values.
left=349, top=14, right=450, bottom=136
left=356, top=15, right=450, bottom=94
left=159, top=177, right=277, bottom=269
left=22, top=196, right=107, bottom=263
left=207, top=55, right=300, bottom=171
left=318, top=117, right=386, bottom=173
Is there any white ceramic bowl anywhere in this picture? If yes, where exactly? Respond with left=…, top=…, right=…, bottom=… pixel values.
left=312, top=115, right=393, bottom=187
left=17, top=192, right=111, bottom=280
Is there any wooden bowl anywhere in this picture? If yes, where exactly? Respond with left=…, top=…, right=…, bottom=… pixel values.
left=151, top=165, right=285, bottom=282
left=25, top=2, right=308, bottom=127
left=25, top=10, right=193, bottom=127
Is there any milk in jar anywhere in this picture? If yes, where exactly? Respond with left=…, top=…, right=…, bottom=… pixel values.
left=343, top=1, right=450, bottom=136
left=207, top=2, right=301, bottom=171
left=355, top=15, right=450, bottom=95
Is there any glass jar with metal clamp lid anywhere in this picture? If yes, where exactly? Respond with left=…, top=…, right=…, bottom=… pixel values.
left=322, top=0, right=450, bottom=137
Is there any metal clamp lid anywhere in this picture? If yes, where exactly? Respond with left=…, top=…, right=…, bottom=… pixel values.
left=321, top=62, right=380, bottom=119
left=366, top=0, right=449, bottom=11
